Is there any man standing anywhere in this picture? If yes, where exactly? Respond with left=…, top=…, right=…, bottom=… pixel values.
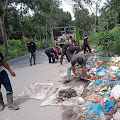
left=60, top=43, right=72, bottom=65
left=70, top=36, right=76, bottom=46
left=0, top=52, right=19, bottom=111
left=27, top=38, right=37, bottom=66
left=45, top=47, right=59, bottom=63
left=83, top=35, right=91, bottom=54
left=66, top=46, right=84, bottom=62
left=64, top=54, right=88, bottom=84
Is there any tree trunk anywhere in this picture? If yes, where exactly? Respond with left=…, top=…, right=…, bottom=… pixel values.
left=0, top=15, right=8, bottom=54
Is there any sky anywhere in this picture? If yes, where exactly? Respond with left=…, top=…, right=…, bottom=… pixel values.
left=60, top=0, right=107, bottom=21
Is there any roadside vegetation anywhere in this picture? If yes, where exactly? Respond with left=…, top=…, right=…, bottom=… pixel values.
left=0, top=0, right=120, bottom=60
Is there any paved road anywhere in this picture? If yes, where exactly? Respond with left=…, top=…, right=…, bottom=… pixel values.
left=0, top=50, right=63, bottom=120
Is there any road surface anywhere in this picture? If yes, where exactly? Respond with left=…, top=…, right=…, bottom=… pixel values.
left=0, top=50, right=64, bottom=120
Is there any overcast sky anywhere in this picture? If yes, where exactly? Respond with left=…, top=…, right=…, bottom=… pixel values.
left=60, top=0, right=107, bottom=20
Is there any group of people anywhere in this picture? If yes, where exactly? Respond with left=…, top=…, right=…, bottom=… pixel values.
left=45, top=35, right=91, bottom=84
left=0, top=35, right=91, bottom=112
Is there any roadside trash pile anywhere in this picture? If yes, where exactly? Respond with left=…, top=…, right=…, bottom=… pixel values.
left=56, top=88, right=78, bottom=103
left=63, top=50, right=120, bottom=120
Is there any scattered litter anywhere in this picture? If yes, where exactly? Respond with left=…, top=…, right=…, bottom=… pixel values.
left=111, top=85, right=120, bottom=100
left=104, top=99, right=115, bottom=114
left=88, top=103, right=102, bottom=116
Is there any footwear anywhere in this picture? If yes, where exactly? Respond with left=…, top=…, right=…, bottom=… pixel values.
left=60, top=62, right=63, bottom=65
left=34, top=62, right=35, bottom=65
left=63, top=80, right=70, bottom=84
left=6, top=94, right=19, bottom=110
left=51, top=54, right=55, bottom=63
left=0, top=93, right=5, bottom=111
left=30, top=64, right=32, bottom=66
left=49, top=57, right=51, bottom=63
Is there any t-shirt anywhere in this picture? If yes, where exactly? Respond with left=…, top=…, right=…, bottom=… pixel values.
left=27, top=42, right=37, bottom=53
left=62, top=43, right=72, bottom=50
left=54, top=40, right=58, bottom=48
left=45, top=47, right=54, bottom=53
left=84, top=37, right=88, bottom=45
left=0, top=52, right=4, bottom=72
left=45, top=47, right=58, bottom=59
left=71, top=39, right=76, bottom=44
left=71, top=54, right=86, bottom=67
left=67, top=46, right=80, bottom=54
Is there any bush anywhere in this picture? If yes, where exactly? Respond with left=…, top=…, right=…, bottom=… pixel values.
left=89, top=27, right=120, bottom=54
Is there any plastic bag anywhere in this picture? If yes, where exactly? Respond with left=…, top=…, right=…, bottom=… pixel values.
left=110, top=66, right=119, bottom=72
left=100, top=112, right=106, bottom=120
left=113, top=109, right=120, bottom=120
left=96, top=68, right=107, bottom=76
left=94, top=79, right=102, bottom=85
left=97, top=59, right=103, bottom=66
left=88, top=103, right=102, bottom=116
left=104, top=99, right=115, bottom=114
left=111, top=85, right=120, bottom=100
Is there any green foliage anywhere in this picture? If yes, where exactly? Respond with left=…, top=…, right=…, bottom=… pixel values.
left=89, top=27, right=120, bottom=54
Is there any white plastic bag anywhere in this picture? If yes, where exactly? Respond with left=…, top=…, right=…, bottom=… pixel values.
left=113, top=109, right=120, bottom=120
left=111, top=85, right=120, bottom=100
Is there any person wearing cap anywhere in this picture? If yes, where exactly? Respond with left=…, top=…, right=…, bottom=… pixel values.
left=27, top=38, right=37, bottom=66
left=83, top=35, right=91, bottom=54
left=64, top=54, right=88, bottom=84
left=66, top=46, right=84, bottom=62
left=60, top=43, right=72, bottom=65
left=45, top=47, right=59, bottom=63
left=0, top=52, right=19, bottom=111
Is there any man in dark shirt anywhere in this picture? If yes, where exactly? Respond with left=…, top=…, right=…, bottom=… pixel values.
left=66, top=46, right=84, bottom=62
left=70, top=36, right=76, bottom=46
left=83, top=35, right=91, bottom=54
left=45, top=47, right=59, bottom=63
left=0, top=52, right=19, bottom=111
left=60, top=43, right=72, bottom=65
left=27, top=38, right=37, bottom=66
left=64, top=54, right=88, bottom=84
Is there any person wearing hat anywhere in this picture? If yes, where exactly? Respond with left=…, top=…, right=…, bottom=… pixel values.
left=66, top=46, right=84, bottom=62
left=45, top=47, right=59, bottom=63
left=64, top=54, right=88, bottom=84
left=0, top=52, right=19, bottom=111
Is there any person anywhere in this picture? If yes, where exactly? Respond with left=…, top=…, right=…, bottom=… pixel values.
left=54, top=38, right=60, bottom=50
left=45, top=47, right=59, bottom=63
left=66, top=46, right=84, bottom=62
left=64, top=54, right=88, bottom=84
left=27, top=38, right=37, bottom=66
left=64, top=24, right=69, bottom=34
left=70, top=36, right=76, bottom=46
left=0, top=52, right=19, bottom=111
left=60, top=43, right=72, bottom=65
left=83, top=35, right=91, bottom=54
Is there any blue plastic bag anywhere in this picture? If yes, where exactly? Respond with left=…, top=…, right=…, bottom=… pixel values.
left=94, top=79, right=102, bottom=85
left=104, top=99, right=115, bottom=114
left=85, top=118, right=96, bottom=120
left=88, top=103, right=102, bottom=116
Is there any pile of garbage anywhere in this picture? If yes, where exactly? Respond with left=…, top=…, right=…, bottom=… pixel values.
left=57, top=88, right=78, bottom=103
left=63, top=50, right=120, bottom=120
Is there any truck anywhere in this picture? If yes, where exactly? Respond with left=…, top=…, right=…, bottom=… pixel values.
left=51, top=26, right=80, bottom=47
